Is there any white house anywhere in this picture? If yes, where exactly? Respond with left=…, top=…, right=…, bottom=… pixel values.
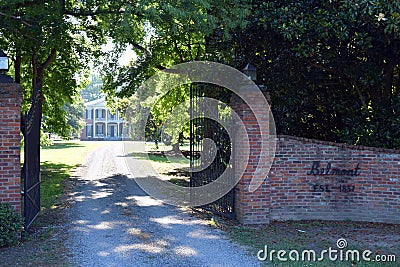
left=80, top=97, right=127, bottom=140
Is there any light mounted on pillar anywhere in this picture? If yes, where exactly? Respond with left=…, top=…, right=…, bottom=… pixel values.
left=242, top=63, right=257, bottom=81
left=0, top=50, right=9, bottom=74
left=0, top=50, right=13, bottom=83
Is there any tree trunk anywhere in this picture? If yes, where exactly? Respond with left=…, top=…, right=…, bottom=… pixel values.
left=15, top=49, right=21, bottom=84
left=172, top=142, right=180, bottom=152
left=383, top=56, right=396, bottom=102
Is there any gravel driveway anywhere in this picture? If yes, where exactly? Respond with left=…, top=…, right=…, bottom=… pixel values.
left=67, top=142, right=261, bottom=267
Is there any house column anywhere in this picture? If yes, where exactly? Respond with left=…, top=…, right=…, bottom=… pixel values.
left=93, top=108, right=96, bottom=138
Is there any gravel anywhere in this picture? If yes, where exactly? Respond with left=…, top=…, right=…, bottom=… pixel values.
left=66, top=142, right=261, bottom=267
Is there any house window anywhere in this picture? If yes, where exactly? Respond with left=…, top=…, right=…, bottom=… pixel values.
left=108, top=110, right=116, bottom=120
left=86, top=125, right=93, bottom=137
left=96, top=109, right=106, bottom=119
left=86, top=109, right=93, bottom=119
left=96, top=124, right=104, bottom=135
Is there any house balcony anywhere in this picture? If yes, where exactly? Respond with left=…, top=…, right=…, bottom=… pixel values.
left=95, top=117, right=106, bottom=121
left=107, top=117, right=119, bottom=122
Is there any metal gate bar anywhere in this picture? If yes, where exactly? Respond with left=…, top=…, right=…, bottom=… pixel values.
left=22, top=86, right=42, bottom=230
left=189, top=83, right=235, bottom=219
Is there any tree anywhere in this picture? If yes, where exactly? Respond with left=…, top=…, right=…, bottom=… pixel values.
left=101, top=0, right=251, bottom=148
left=80, top=74, right=104, bottom=102
left=0, top=0, right=145, bottom=137
left=211, top=0, right=400, bottom=149
left=62, top=96, right=85, bottom=138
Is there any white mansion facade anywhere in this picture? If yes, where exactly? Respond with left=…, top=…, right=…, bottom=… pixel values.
left=80, top=98, right=127, bottom=140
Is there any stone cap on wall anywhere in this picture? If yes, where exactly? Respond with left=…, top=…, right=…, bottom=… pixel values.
left=276, top=135, right=400, bottom=155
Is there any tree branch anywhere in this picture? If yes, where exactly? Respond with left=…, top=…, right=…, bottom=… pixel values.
left=15, top=49, right=21, bottom=84
left=60, top=0, right=125, bottom=17
left=64, top=9, right=125, bottom=17
left=39, top=49, right=57, bottom=71
left=306, top=59, right=333, bottom=73
left=131, top=43, right=147, bottom=53
left=0, top=12, right=32, bottom=26
left=154, top=65, right=165, bottom=70
left=306, top=59, right=368, bottom=110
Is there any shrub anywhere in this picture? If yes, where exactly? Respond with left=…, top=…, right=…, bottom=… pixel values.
left=0, top=203, right=24, bottom=247
left=40, top=130, right=54, bottom=147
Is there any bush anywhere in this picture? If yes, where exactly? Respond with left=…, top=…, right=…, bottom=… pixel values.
left=40, top=130, right=54, bottom=147
left=0, top=203, right=24, bottom=247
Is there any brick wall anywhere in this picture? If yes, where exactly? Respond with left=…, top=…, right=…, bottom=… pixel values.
left=231, top=89, right=272, bottom=224
left=269, top=136, right=400, bottom=224
left=232, top=90, right=400, bottom=225
left=0, top=83, right=22, bottom=212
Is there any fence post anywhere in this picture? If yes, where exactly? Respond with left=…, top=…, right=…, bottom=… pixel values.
left=231, top=89, right=272, bottom=224
left=0, top=83, right=23, bottom=212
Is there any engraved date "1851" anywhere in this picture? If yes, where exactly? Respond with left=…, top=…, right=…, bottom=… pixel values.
left=312, top=184, right=355, bottom=193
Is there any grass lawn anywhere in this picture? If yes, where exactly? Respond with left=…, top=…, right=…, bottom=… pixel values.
left=213, top=219, right=399, bottom=267
left=130, top=146, right=190, bottom=184
left=40, top=140, right=104, bottom=210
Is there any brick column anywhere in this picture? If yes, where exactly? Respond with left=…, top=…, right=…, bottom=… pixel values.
left=231, top=89, right=272, bottom=224
left=0, top=83, right=23, bottom=212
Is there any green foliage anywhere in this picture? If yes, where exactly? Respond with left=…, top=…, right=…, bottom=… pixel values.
left=212, top=0, right=400, bottom=149
left=80, top=74, right=104, bottom=102
left=0, top=0, right=120, bottom=135
left=21, top=129, right=54, bottom=148
left=40, top=130, right=54, bottom=147
left=102, top=0, right=250, bottom=96
left=62, top=96, right=85, bottom=138
left=101, top=0, right=250, bottom=146
left=0, top=203, right=24, bottom=247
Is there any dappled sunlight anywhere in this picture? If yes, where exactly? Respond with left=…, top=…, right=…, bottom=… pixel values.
left=74, top=194, right=88, bottom=202
left=173, top=246, right=197, bottom=257
left=114, top=243, right=165, bottom=254
left=126, top=195, right=163, bottom=207
left=151, top=215, right=200, bottom=226
left=187, top=229, right=219, bottom=240
left=97, top=251, right=110, bottom=257
left=73, top=220, right=90, bottom=224
left=127, top=228, right=152, bottom=240
left=72, top=185, right=115, bottom=202
left=101, top=208, right=111, bottom=214
left=92, top=181, right=109, bottom=187
left=71, top=225, right=91, bottom=233
left=88, top=221, right=116, bottom=230
left=67, top=145, right=258, bottom=266
left=115, top=202, right=128, bottom=207
left=90, top=190, right=113, bottom=199
left=72, top=219, right=128, bottom=232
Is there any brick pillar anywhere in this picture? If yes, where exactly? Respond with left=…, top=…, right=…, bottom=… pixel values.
left=0, top=83, right=23, bottom=212
left=231, top=89, right=272, bottom=224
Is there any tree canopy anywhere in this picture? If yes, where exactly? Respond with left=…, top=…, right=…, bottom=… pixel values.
left=100, top=0, right=250, bottom=146
left=211, top=0, right=400, bottom=149
left=2, top=0, right=399, bottom=148
left=0, top=0, right=143, bottom=136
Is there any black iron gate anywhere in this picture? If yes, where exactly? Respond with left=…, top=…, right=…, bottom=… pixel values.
left=189, top=83, right=235, bottom=218
left=22, top=87, right=42, bottom=230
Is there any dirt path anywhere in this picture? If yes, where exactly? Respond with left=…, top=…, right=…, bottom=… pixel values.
left=66, top=142, right=260, bottom=267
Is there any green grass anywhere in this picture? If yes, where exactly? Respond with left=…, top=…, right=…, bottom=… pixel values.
left=216, top=221, right=399, bottom=267
left=145, top=142, right=190, bottom=151
left=39, top=141, right=103, bottom=210
left=168, top=177, right=190, bottom=187
left=129, top=150, right=190, bottom=182
left=129, top=151, right=189, bottom=164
